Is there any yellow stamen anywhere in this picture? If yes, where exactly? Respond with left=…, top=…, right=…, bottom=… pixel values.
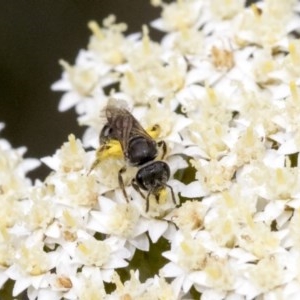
left=125, top=71, right=136, bottom=89
left=251, top=4, right=261, bottom=18
left=205, top=266, right=221, bottom=280
left=63, top=210, right=76, bottom=227
left=276, top=168, right=284, bottom=184
left=245, top=127, right=254, bottom=146
left=88, top=21, right=104, bottom=40
left=261, top=60, right=274, bottom=74
left=181, top=242, right=192, bottom=255
left=68, top=134, right=77, bottom=154
left=78, top=243, right=89, bottom=255
left=59, top=59, right=72, bottom=73
left=222, top=190, right=234, bottom=208
left=290, top=81, right=299, bottom=103
left=206, top=85, right=217, bottom=104
left=142, top=25, right=150, bottom=55
left=288, top=41, right=300, bottom=65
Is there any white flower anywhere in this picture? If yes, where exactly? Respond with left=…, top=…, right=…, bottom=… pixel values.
left=5, top=237, right=60, bottom=297
left=151, top=0, right=204, bottom=32
left=4, top=0, right=300, bottom=298
left=234, top=0, right=300, bottom=49
left=88, top=196, right=172, bottom=255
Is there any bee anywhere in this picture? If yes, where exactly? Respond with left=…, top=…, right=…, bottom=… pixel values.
left=90, top=100, right=176, bottom=211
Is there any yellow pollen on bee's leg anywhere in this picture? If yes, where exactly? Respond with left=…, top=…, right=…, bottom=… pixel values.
left=147, top=124, right=161, bottom=139
left=97, top=141, right=123, bottom=160
left=89, top=140, right=124, bottom=174
left=158, top=187, right=168, bottom=204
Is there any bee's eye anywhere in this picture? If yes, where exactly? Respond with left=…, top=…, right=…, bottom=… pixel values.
left=103, top=126, right=112, bottom=137
left=100, top=124, right=113, bottom=144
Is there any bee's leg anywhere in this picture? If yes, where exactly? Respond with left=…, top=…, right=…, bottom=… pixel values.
left=131, top=179, right=146, bottom=199
left=155, top=193, right=160, bottom=203
left=88, top=158, right=100, bottom=175
left=132, top=178, right=151, bottom=211
left=118, top=166, right=129, bottom=202
left=132, top=179, right=150, bottom=210
left=88, top=145, right=107, bottom=175
left=165, top=183, right=177, bottom=206
left=145, top=190, right=152, bottom=212
left=157, top=140, right=167, bottom=159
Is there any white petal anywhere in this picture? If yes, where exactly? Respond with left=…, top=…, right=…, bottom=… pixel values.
left=188, top=271, right=207, bottom=287
left=0, top=272, right=8, bottom=289
left=102, top=269, right=114, bottom=282
left=19, top=158, right=41, bottom=174
left=179, top=181, right=208, bottom=198
left=229, top=248, right=257, bottom=264
left=150, top=18, right=168, bottom=32
left=45, top=222, right=61, bottom=238
left=40, top=155, right=59, bottom=171
left=51, top=76, right=72, bottom=91
left=182, top=274, right=196, bottom=293
left=234, top=278, right=260, bottom=299
left=130, top=234, right=149, bottom=252
left=147, top=219, right=168, bottom=243
left=131, top=217, right=149, bottom=237
left=200, top=288, right=226, bottom=300
left=31, top=275, right=46, bottom=289
left=263, top=150, right=285, bottom=167
left=87, top=212, right=111, bottom=234
left=12, top=276, right=32, bottom=296
left=278, top=139, right=299, bottom=155
left=160, top=262, right=184, bottom=278
left=58, top=92, right=81, bottom=112
left=104, top=257, right=128, bottom=269
left=255, top=200, right=285, bottom=223
left=35, top=289, right=61, bottom=300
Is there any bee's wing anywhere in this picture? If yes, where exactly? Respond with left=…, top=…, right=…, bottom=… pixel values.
left=105, top=105, right=132, bottom=154
left=105, top=103, right=153, bottom=156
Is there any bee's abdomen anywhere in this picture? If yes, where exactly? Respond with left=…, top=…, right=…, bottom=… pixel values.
left=127, top=137, right=157, bottom=166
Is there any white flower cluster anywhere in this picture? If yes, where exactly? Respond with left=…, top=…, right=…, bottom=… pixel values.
left=2, top=0, right=300, bottom=299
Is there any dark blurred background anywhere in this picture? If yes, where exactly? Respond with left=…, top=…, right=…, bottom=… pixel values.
left=0, top=1, right=160, bottom=180
left=0, top=1, right=256, bottom=181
